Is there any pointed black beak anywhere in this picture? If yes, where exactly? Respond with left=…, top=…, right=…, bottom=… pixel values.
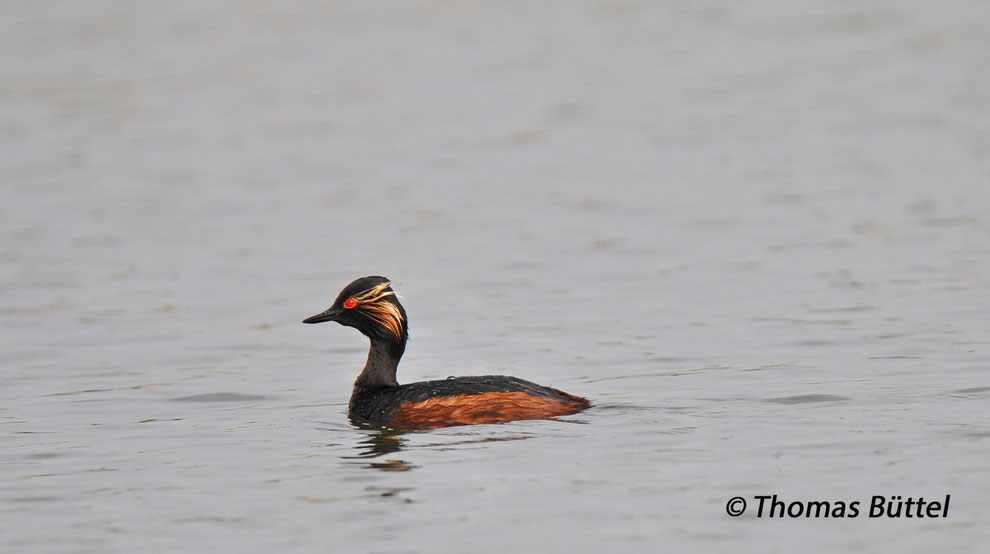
left=302, top=307, right=341, bottom=324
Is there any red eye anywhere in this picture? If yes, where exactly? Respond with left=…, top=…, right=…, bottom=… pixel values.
left=343, top=298, right=357, bottom=309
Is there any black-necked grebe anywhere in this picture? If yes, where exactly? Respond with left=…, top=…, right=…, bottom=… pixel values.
left=303, top=276, right=590, bottom=430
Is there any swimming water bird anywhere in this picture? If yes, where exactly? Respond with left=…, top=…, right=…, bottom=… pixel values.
left=303, top=276, right=591, bottom=430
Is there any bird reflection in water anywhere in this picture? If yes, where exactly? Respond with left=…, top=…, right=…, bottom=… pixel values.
left=347, top=416, right=416, bottom=471
left=346, top=415, right=538, bottom=472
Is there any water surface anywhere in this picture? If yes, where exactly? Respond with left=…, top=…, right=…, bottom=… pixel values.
left=2, top=1, right=989, bottom=552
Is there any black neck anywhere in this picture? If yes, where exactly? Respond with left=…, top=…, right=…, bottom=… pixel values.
left=354, top=338, right=404, bottom=389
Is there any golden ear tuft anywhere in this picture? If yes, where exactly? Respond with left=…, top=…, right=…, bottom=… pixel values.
left=352, top=281, right=405, bottom=341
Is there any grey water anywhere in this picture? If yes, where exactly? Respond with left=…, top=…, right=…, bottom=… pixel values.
left=2, top=1, right=989, bottom=552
